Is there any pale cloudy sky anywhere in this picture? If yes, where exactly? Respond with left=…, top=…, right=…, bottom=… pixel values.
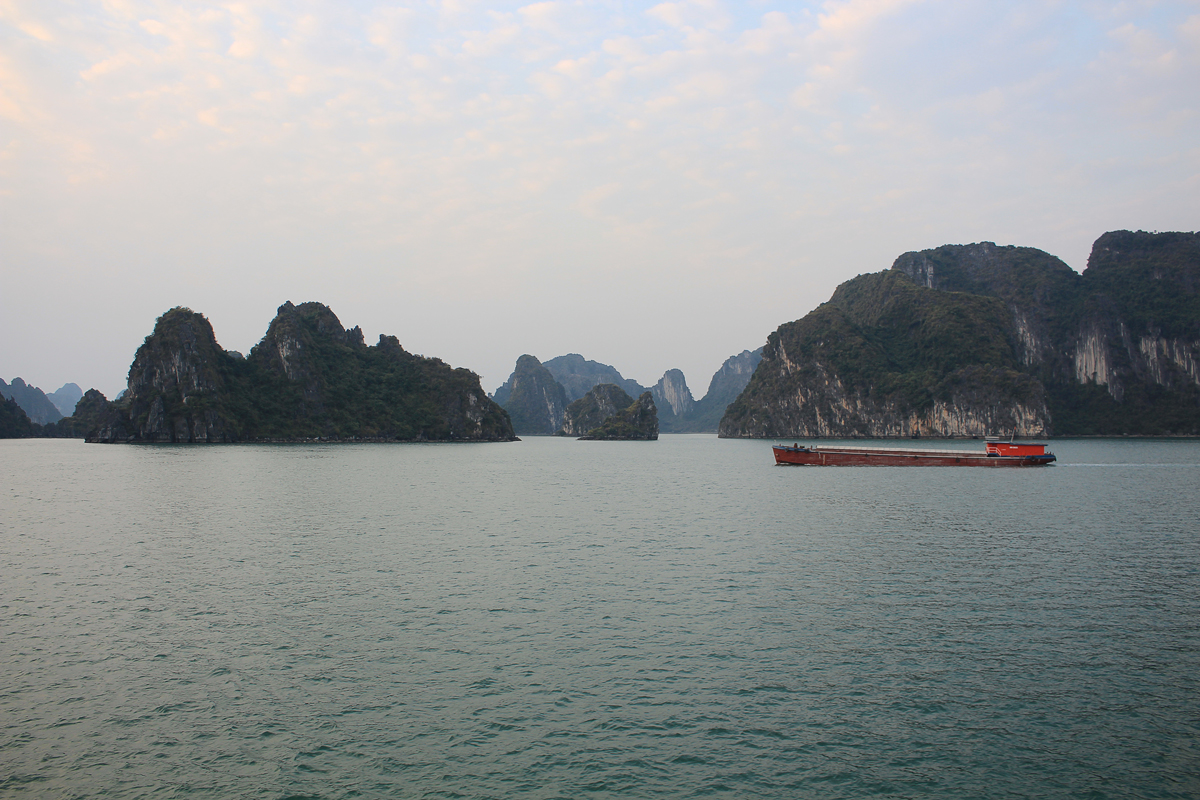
left=1, top=0, right=1197, bottom=399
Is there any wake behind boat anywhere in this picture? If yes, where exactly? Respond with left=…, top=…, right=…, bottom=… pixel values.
left=773, top=440, right=1056, bottom=467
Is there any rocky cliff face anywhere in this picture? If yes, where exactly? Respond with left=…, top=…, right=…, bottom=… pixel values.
left=577, top=390, right=659, bottom=441
left=721, top=355, right=1048, bottom=438
left=1063, top=232, right=1199, bottom=397
left=1, top=378, right=65, bottom=425
left=891, top=241, right=1079, bottom=375
left=651, top=369, right=693, bottom=418
left=543, top=354, right=646, bottom=402
left=247, top=301, right=367, bottom=420
left=717, top=269, right=1048, bottom=438
left=722, top=231, right=1200, bottom=438
left=559, top=384, right=634, bottom=436
left=113, top=307, right=236, bottom=442
left=702, top=349, right=763, bottom=404
left=669, top=349, right=763, bottom=433
left=47, top=383, right=83, bottom=417
left=493, top=354, right=570, bottom=434
left=89, top=302, right=516, bottom=443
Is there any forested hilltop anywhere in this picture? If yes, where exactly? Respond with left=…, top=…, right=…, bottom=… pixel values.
left=720, top=230, right=1200, bottom=438
left=88, top=302, right=516, bottom=443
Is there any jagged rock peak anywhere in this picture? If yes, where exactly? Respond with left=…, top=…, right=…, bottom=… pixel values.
left=47, top=383, right=84, bottom=416
left=702, top=349, right=762, bottom=402
left=543, top=354, right=645, bottom=402
left=651, top=369, right=693, bottom=417
left=267, top=301, right=348, bottom=340
left=120, top=307, right=234, bottom=443
left=494, top=354, right=570, bottom=435
left=0, top=377, right=64, bottom=425
left=91, top=302, right=517, bottom=443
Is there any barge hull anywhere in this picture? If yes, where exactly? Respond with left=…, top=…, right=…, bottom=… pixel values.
left=773, top=446, right=1055, bottom=467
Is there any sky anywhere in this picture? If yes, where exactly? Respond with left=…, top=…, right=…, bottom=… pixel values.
left=1, top=0, right=1198, bottom=400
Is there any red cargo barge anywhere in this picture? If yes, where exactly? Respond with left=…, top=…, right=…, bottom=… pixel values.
left=773, top=440, right=1056, bottom=467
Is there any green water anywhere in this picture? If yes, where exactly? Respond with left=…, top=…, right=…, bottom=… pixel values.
left=2, top=436, right=1198, bottom=798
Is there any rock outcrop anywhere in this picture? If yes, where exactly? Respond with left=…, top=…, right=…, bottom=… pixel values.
left=0, top=395, right=37, bottom=438
left=651, top=369, right=693, bottom=419
left=559, top=384, right=635, bottom=436
left=575, top=389, right=659, bottom=441
left=721, top=230, right=1200, bottom=438
left=47, top=383, right=84, bottom=417
left=0, top=387, right=112, bottom=439
left=542, top=354, right=646, bottom=402
left=668, top=349, right=762, bottom=433
left=88, top=303, right=516, bottom=443
left=0, top=378, right=64, bottom=425
left=115, top=307, right=236, bottom=442
left=491, top=354, right=570, bottom=434
left=494, top=349, right=764, bottom=434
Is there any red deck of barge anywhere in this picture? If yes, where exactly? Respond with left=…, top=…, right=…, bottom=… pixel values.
left=773, top=442, right=1056, bottom=467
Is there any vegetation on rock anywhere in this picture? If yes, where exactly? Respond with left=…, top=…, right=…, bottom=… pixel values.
left=88, top=302, right=516, bottom=443
left=558, top=383, right=659, bottom=439
left=0, top=388, right=111, bottom=439
left=0, top=396, right=38, bottom=438
left=492, top=354, right=570, bottom=434
left=559, top=384, right=635, bottom=436
left=721, top=231, right=1200, bottom=438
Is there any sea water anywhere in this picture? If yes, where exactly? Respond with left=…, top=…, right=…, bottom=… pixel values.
left=2, top=436, right=1198, bottom=799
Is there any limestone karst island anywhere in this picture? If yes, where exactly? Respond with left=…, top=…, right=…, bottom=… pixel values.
left=721, top=230, right=1200, bottom=439
left=2, top=229, right=1197, bottom=442
left=89, top=301, right=517, bottom=443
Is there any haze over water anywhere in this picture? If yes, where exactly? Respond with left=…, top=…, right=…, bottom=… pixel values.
left=3, top=436, right=1198, bottom=799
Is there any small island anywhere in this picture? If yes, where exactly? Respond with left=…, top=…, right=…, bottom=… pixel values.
left=559, top=384, right=658, bottom=440
left=86, top=302, right=517, bottom=443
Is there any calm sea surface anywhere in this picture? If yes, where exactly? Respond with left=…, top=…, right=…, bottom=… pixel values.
left=2, top=436, right=1198, bottom=799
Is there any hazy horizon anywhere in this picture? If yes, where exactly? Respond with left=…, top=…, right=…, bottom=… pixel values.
left=3, top=1, right=1198, bottom=399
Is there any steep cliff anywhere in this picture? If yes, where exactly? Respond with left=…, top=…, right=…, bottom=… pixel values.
left=89, top=302, right=516, bottom=443
left=492, top=354, right=570, bottom=435
left=722, top=231, right=1199, bottom=438
left=658, top=350, right=762, bottom=433
left=720, top=272, right=1050, bottom=438
left=651, top=368, right=694, bottom=432
left=47, top=383, right=84, bottom=417
left=113, top=307, right=239, bottom=442
left=542, top=354, right=646, bottom=402
left=1, top=378, right=65, bottom=424
left=1050, top=231, right=1200, bottom=434
left=651, top=369, right=693, bottom=417
left=578, top=391, right=659, bottom=441
left=559, top=384, right=635, bottom=436
left=891, top=242, right=1081, bottom=370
